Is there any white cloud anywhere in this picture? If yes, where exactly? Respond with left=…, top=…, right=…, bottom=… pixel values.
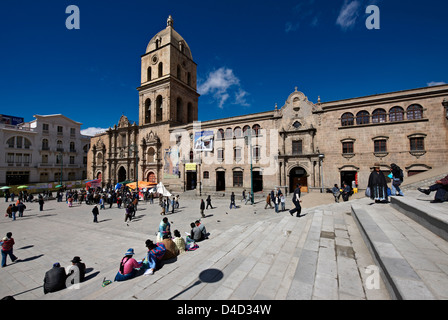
left=336, top=0, right=362, bottom=30
left=198, top=67, right=250, bottom=109
left=81, top=127, right=107, bottom=137
left=427, top=81, right=446, bottom=87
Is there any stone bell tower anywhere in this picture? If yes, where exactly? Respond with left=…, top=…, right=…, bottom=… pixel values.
left=138, top=15, right=200, bottom=127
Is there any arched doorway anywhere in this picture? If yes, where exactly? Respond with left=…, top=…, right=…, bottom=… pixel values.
left=118, top=167, right=127, bottom=183
left=289, top=166, right=308, bottom=193
left=147, top=171, right=156, bottom=184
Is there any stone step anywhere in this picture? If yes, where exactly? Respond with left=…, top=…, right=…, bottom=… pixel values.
left=389, top=191, right=448, bottom=241
left=352, top=201, right=448, bottom=299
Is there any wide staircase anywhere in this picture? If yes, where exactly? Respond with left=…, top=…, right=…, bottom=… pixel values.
left=37, top=168, right=448, bottom=300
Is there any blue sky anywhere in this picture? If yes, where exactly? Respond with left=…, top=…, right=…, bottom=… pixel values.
left=0, top=0, right=447, bottom=136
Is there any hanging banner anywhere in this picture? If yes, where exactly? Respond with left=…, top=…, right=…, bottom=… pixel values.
left=194, top=130, right=214, bottom=152
left=185, top=163, right=197, bottom=171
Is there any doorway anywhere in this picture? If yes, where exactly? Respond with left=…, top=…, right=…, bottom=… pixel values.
left=252, top=171, right=263, bottom=192
left=340, top=171, right=357, bottom=188
left=118, top=167, right=127, bottom=183
left=289, top=166, right=308, bottom=193
left=216, top=171, right=225, bottom=191
left=186, top=171, right=197, bottom=190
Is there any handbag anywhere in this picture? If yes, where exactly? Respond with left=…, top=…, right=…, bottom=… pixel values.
left=365, top=187, right=371, bottom=198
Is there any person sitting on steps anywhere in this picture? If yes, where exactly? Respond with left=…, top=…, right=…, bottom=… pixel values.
left=418, top=174, right=448, bottom=203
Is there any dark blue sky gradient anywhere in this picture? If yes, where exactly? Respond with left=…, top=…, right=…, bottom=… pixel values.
left=0, top=1, right=446, bottom=132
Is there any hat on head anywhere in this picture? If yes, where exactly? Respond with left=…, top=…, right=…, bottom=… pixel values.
left=373, top=163, right=381, bottom=168
left=53, top=262, right=61, bottom=267
left=71, top=256, right=82, bottom=263
left=125, top=248, right=135, bottom=256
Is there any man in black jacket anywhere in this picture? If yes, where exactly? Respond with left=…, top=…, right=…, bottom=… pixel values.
left=43, top=263, right=67, bottom=294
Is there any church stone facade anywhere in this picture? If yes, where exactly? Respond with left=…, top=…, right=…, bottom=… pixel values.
left=87, top=16, right=448, bottom=195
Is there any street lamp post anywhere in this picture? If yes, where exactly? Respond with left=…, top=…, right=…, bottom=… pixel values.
left=129, top=143, right=139, bottom=199
left=58, top=152, right=63, bottom=187
left=245, top=132, right=254, bottom=205
left=318, top=154, right=325, bottom=193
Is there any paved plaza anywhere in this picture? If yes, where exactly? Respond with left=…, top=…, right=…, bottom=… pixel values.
left=0, top=190, right=394, bottom=300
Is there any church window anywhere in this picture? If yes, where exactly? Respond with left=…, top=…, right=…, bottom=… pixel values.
left=147, top=67, right=152, bottom=81
left=156, top=96, right=163, bottom=122
left=407, top=104, right=423, bottom=120
left=389, top=107, right=404, bottom=122
left=158, top=62, right=163, bottom=77
left=356, top=111, right=370, bottom=125
left=341, top=113, right=354, bottom=126
left=145, top=99, right=151, bottom=124
left=187, top=102, right=194, bottom=123
left=177, top=65, right=181, bottom=80
left=372, top=109, right=387, bottom=123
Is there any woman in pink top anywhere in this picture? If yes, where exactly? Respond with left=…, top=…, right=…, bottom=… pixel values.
left=114, top=248, right=142, bottom=282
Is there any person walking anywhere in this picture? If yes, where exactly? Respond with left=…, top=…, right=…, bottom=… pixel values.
left=289, top=184, right=302, bottom=217
left=1, top=232, right=18, bottom=267
left=206, top=195, right=213, bottom=209
left=229, top=192, right=236, bottom=209
left=200, top=199, right=206, bottom=218
left=38, top=196, right=44, bottom=211
left=17, top=201, right=26, bottom=217
left=264, top=193, right=273, bottom=209
left=92, top=205, right=99, bottom=223
left=390, top=163, right=404, bottom=196
left=280, top=193, right=286, bottom=211
left=367, top=163, right=389, bottom=203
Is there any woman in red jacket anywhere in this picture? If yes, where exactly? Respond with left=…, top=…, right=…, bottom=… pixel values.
left=1, top=232, right=18, bottom=267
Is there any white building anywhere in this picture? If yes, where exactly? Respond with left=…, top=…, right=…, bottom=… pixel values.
left=0, top=114, right=90, bottom=186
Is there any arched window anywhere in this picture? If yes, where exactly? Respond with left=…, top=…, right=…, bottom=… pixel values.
left=177, top=65, right=181, bottom=80
left=389, top=106, right=404, bottom=122
left=243, top=125, right=251, bottom=137
left=341, top=113, right=354, bottom=126
left=7, top=137, right=15, bottom=148
left=407, top=104, right=423, bottom=120
left=24, top=138, right=31, bottom=149
left=252, top=124, right=261, bottom=136
left=234, top=127, right=242, bottom=138
left=372, top=109, right=387, bottom=123
left=57, top=140, right=63, bottom=152
left=225, top=128, right=233, bottom=139
left=187, top=102, right=194, bottom=123
left=70, top=142, right=75, bottom=152
left=177, top=97, right=183, bottom=122
left=187, top=72, right=191, bottom=86
left=217, top=129, right=224, bottom=140
left=145, top=99, right=151, bottom=124
left=147, top=147, right=155, bottom=163
left=42, top=139, right=49, bottom=150
left=147, top=67, right=152, bottom=82
left=158, top=62, right=163, bottom=77
left=156, top=96, right=163, bottom=122
left=356, top=111, right=370, bottom=125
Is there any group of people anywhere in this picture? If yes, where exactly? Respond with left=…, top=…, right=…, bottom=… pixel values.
left=43, top=257, right=86, bottom=294
left=264, top=189, right=287, bottom=213
left=331, top=182, right=354, bottom=203
left=114, top=217, right=206, bottom=282
left=367, top=162, right=404, bottom=203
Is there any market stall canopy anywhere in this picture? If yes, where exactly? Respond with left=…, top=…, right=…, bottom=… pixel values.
left=17, top=186, right=29, bottom=189
left=126, top=181, right=157, bottom=190
left=156, top=182, right=172, bottom=197
left=0, top=186, right=11, bottom=190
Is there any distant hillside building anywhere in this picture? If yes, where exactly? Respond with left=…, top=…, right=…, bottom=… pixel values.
left=87, top=16, right=448, bottom=195
left=0, top=114, right=90, bottom=186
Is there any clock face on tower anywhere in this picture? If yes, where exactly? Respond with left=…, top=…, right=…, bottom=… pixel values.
left=151, top=55, right=159, bottom=65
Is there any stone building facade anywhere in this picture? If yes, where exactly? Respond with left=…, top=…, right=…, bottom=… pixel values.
left=1, top=114, right=90, bottom=185
left=87, top=16, right=448, bottom=195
